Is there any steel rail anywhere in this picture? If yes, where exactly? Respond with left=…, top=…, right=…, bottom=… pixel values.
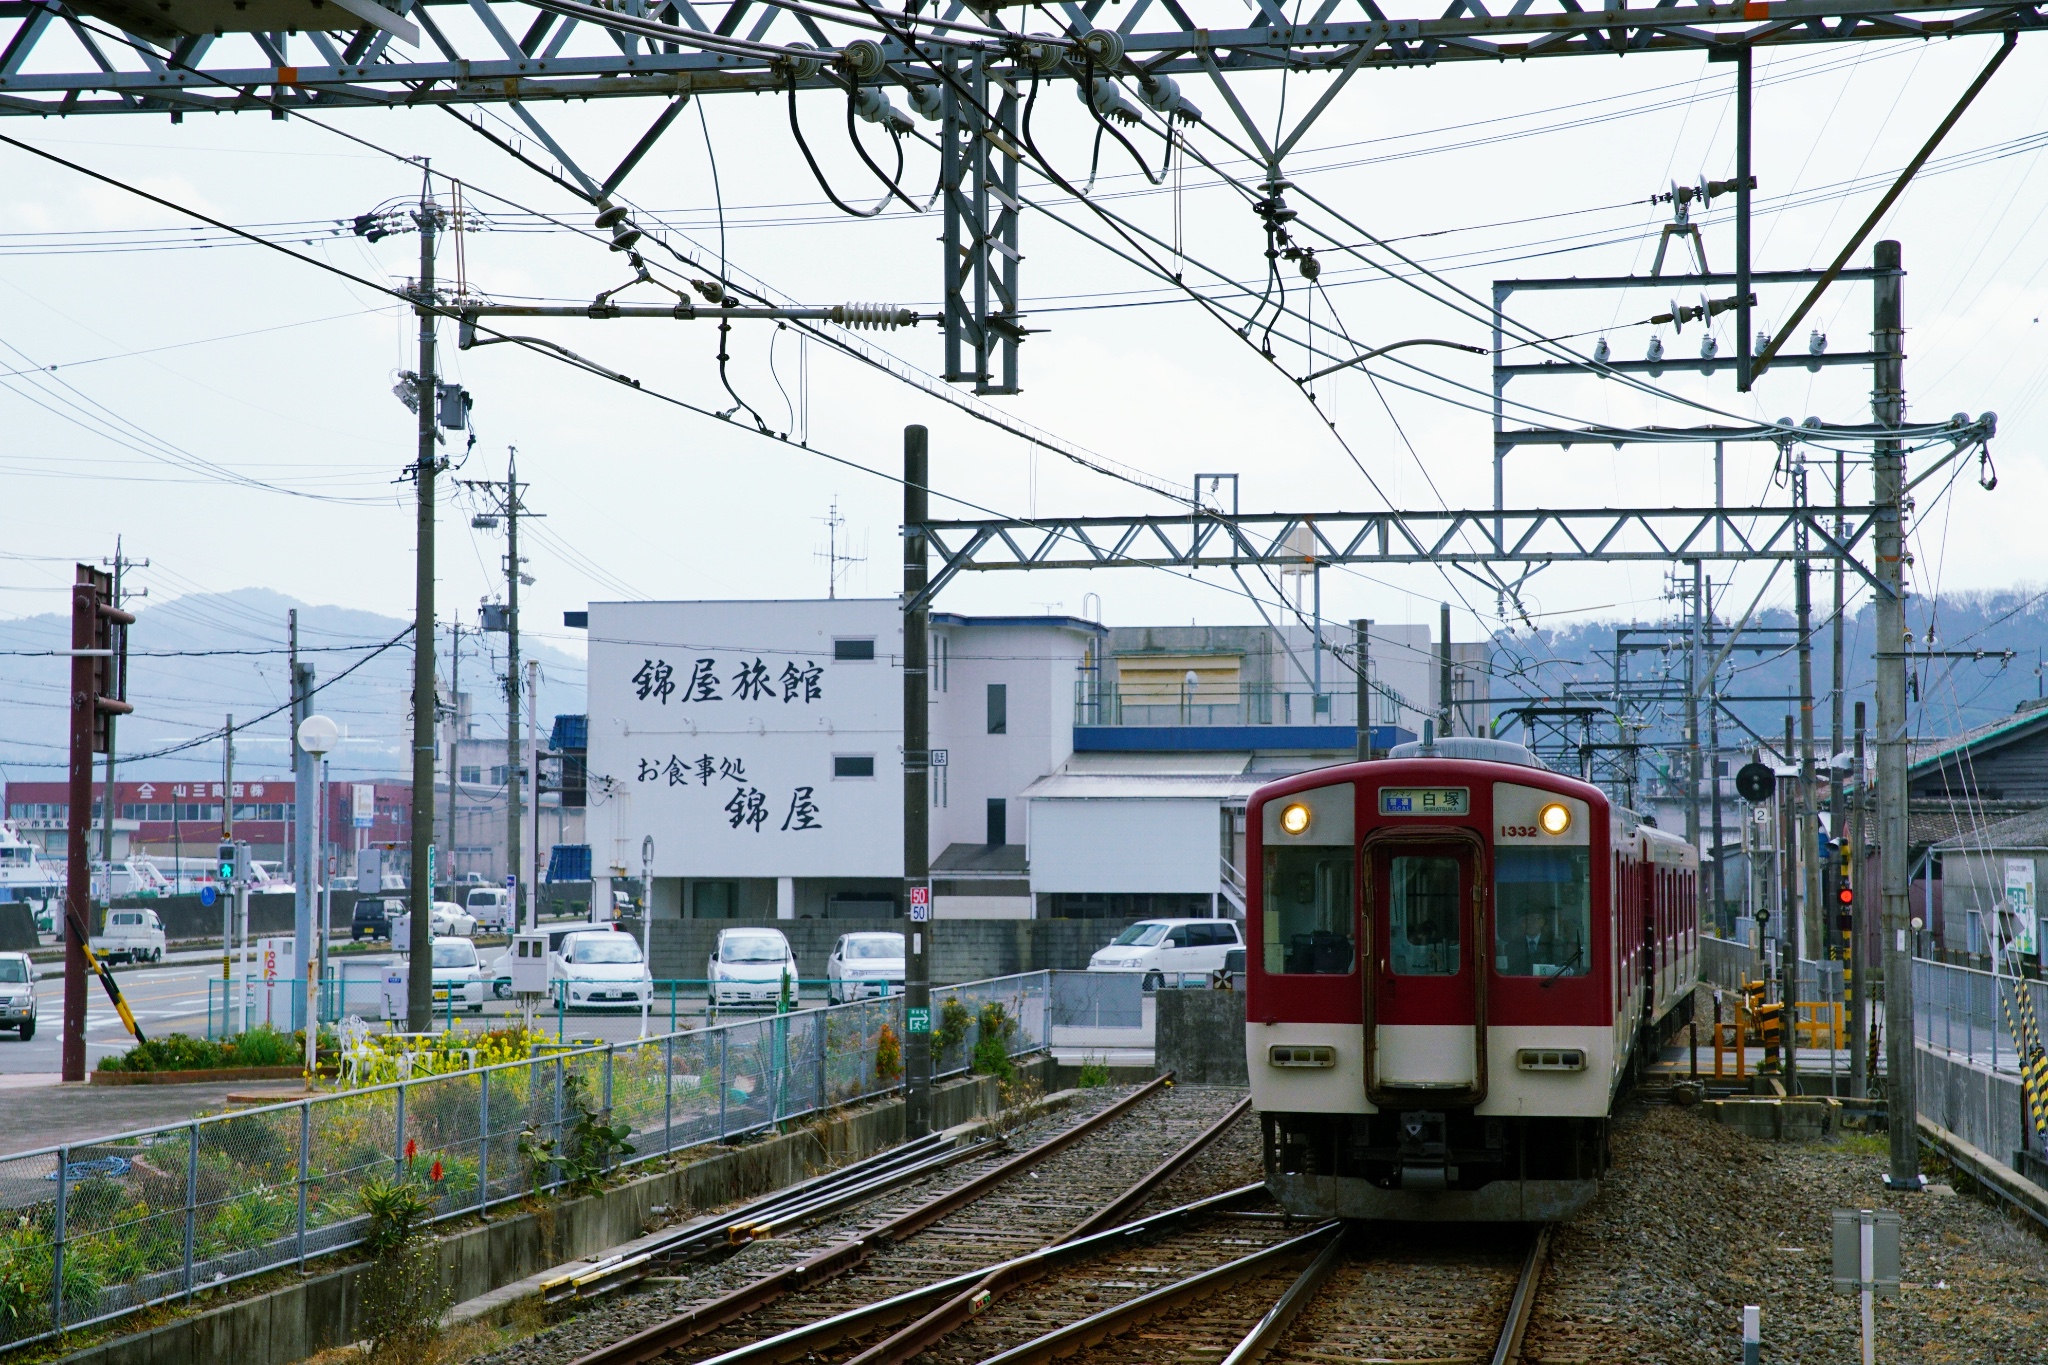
left=568, top=1076, right=1176, bottom=1365
left=971, top=1222, right=1344, bottom=1365
left=548, top=1135, right=1006, bottom=1303
left=1489, top=1227, right=1553, bottom=1365
left=1215, top=1224, right=1351, bottom=1365
left=679, top=1185, right=1271, bottom=1365
left=842, top=1095, right=1254, bottom=1365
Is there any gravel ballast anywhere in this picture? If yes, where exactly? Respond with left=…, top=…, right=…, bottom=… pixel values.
left=1524, top=1102, right=2048, bottom=1364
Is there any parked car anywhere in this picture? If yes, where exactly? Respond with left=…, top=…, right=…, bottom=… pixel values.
left=0, top=952, right=34, bottom=1039
left=485, top=924, right=583, bottom=998
left=826, top=931, right=904, bottom=1004
left=1087, top=919, right=1244, bottom=988
left=708, top=927, right=796, bottom=1009
left=466, top=887, right=511, bottom=931
left=391, top=902, right=478, bottom=949
left=555, top=929, right=651, bottom=1010
left=90, top=908, right=165, bottom=964
left=428, top=936, right=485, bottom=1013
left=351, top=895, right=401, bottom=941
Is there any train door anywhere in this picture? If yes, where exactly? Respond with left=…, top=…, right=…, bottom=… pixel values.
left=1364, top=832, right=1485, bottom=1101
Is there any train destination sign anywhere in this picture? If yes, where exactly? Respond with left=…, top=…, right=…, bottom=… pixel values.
left=1379, top=787, right=1470, bottom=816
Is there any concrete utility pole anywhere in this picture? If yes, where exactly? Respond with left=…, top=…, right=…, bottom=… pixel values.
left=1687, top=561, right=1704, bottom=878
left=406, top=177, right=442, bottom=1033
left=1872, top=240, right=1921, bottom=1188
left=1353, top=619, right=1372, bottom=761
left=447, top=621, right=462, bottom=889
left=1795, top=462, right=1822, bottom=964
left=527, top=657, right=542, bottom=927
left=1851, top=701, right=1869, bottom=1099
left=1437, top=604, right=1454, bottom=738
left=1707, top=577, right=1728, bottom=934
left=903, top=424, right=933, bottom=1138
left=291, top=607, right=316, bottom=1031
left=456, top=450, right=535, bottom=926
left=1831, top=448, right=1848, bottom=854
left=507, top=448, right=525, bottom=932
left=1781, top=714, right=1799, bottom=1090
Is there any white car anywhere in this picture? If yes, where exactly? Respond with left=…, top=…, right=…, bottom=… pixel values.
left=556, top=929, right=652, bottom=1010
left=0, top=952, right=35, bottom=1039
left=708, top=928, right=796, bottom=1010
left=90, top=908, right=165, bottom=965
left=392, top=901, right=477, bottom=948
left=466, top=887, right=512, bottom=931
left=429, top=936, right=485, bottom=1013
left=827, top=931, right=904, bottom=1004
left=1087, top=918, right=1245, bottom=987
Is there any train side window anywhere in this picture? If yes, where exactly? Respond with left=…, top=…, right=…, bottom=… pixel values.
left=1263, top=850, right=1355, bottom=974
left=1494, top=847, right=1591, bottom=978
left=1389, top=856, right=1461, bottom=976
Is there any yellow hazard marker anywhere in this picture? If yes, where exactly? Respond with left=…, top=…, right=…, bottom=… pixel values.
left=65, top=908, right=147, bottom=1046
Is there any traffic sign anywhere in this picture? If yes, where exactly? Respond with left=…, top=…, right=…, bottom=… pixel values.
left=198, top=885, right=217, bottom=908
left=909, top=885, right=930, bottom=923
left=931, top=749, right=949, bottom=767
left=1735, top=762, right=1776, bottom=803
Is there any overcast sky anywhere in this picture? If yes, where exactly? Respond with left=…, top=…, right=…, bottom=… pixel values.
left=1, top=20, right=2042, bottom=688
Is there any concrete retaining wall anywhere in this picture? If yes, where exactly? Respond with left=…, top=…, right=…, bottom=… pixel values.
left=1155, top=989, right=1247, bottom=1086
left=56, top=1062, right=1048, bottom=1365
left=635, top=917, right=1143, bottom=985
left=0, top=903, right=35, bottom=951
left=1916, top=1043, right=2030, bottom=1172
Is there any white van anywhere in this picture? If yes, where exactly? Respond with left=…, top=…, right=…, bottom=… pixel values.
left=1086, top=919, right=1244, bottom=988
left=466, top=886, right=511, bottom=930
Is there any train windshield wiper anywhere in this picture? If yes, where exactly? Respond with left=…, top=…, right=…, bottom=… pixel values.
left=1539, top=941, right=1586, bottom=989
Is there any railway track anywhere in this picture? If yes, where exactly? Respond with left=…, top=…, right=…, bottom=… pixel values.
left=492, top=1081, right=1254, bottom=1365
left=962, top=1221, right=1552, bottom=1365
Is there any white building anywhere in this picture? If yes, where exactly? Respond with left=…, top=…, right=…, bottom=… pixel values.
left=582, top=600, right=1482, bottom=923
left=583, top=599, right=1098, bottom=921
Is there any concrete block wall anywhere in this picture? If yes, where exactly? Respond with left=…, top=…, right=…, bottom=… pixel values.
left=1917, top=1043, right=2029, bottom=1171
left=634, top=916, right=1143, bottom=984
left=1155, top=989, right=1248, bottom=1085
left=56, top=1064, right=1047, bottom=1365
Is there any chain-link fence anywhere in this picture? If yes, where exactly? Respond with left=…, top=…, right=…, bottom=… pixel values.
left=0, top=971, right=1048, bottom=1350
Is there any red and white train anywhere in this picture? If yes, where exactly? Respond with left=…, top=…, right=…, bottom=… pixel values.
left=1245, top=735, right=1698, bottom=1221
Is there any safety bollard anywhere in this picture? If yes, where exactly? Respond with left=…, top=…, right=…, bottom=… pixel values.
left=1742, top=1305, right=1761, bottom=1365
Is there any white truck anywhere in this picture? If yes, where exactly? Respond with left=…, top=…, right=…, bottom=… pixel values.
left=90, top=908, right=166, bottom=964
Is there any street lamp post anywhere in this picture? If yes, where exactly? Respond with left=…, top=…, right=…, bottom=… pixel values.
left=296, top=715, right=339, bottom=1055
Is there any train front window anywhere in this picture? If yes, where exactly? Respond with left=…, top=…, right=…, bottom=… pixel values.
left=1389, top=856, right=1462, bottom=975
left=1262, top=849, right=1354, bottom=974
left=1494, top=847, right=1591, bottom=978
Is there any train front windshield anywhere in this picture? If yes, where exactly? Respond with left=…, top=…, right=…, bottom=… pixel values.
left=1493, top=847, right=1591, bottom=977
left=1263, top=848, right=1354, bottom=974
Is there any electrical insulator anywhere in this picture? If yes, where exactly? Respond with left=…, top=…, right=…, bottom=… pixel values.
left=1080, top=77, right=1140, bottom=125
left=852, top=87, right=914, bottom=135
left=828, top=304, right=919, bottom=331
left=1138, top=73, right=1202, bottom=123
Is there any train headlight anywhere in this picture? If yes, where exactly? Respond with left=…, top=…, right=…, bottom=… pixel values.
left=1538, top=802, right=1571, bottom=836
left=1279, top=802, right=1312, bottom=836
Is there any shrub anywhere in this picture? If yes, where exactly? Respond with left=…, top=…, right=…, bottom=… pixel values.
left=874, top=1024, right=902, bottom=1084
left=932, top=997, right=973, bottom=1055
left=355, top=1178, right=449, bottom=1361
left=206, top=1187, right=293, bottom=1254
left=1076, top=1058, right=1111, bottom=1088
left=970, top=1002, right=1016, bottom=1082
left=96, top=1024, right=332, bottom=1074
